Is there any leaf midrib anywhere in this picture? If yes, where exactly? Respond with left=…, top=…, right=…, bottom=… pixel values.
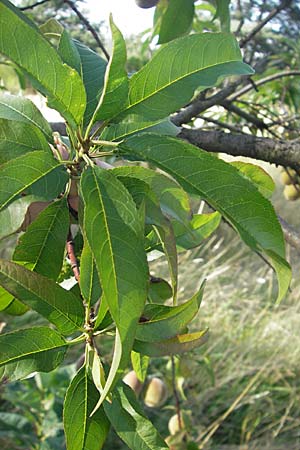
left=126, top=59, right=241, bottom=111
left=0, top=263, right=82, bottom=330
left=0, top=341, right=66, bottom=365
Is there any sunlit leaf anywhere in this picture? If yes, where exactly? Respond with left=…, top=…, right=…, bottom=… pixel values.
left=134, top=329, right=209, bottom=357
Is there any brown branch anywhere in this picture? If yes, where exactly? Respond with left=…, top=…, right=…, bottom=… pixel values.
left=172, top=79, right=243, bottom=126
left=197, top=115, right=245, bottom=134
left=239, top=0, right=293, bottom=48
left=229, top=70, right=300, bottom=101
left=279, top=217, right=300, bottom=255
left=19, top=0, right=52, bottom=10
left=178, top=128, right=300, bottom=171
left=221, top=100, right=268, bottom=130
left=63, top=0, right=110, bottom=60
left=66, top=229, right=80, bottom=282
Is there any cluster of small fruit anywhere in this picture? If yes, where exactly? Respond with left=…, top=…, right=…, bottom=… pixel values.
left=123, top=370, right=187, bottom=437
left=281, top=169, right=300, bottom=201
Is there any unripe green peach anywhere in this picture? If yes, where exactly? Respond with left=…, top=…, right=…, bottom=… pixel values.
left=123, top=370, right=143, bottom=396
left=143, top=377, right=167, bottom=407
left=280, top=170, right=297, bottom=185
left=283, top=184, right=300, bottom=201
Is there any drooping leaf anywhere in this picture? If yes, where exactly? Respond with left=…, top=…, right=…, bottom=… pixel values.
left=0, top=327, right=67, bottom=382
left=74, top=40, right=107, bottom=125
left=104, top=382, right=168, bottom=450
left=121, top=133, right=291, bottom=302
left=134, top=329, right=209, bottom=357
left=158, top=0, right=195, bottom=44
left=0, top=260, right=85, bottom=335
left=100, top=116, right=179, bottom=141
left=0, top=94, right=52, bottom=140
left=13, top=198, right=70, bottom=280
left=112, top=165, right=192, bottom=226
left=116, top=33, right=253, bottom=121
left=0, top=151, right=68, bottom=211
left=0, top=0, right=86, bottom=126
left=80, top=166, right=148, bottom=405
left=80, top=239, right=102, bottom=307
left=0, top=195, right=38, bottom=240
left=136, top=282, right=205, bottom=342
left=131, top=350, right=149, bottom=383
left=231, top=161, right=275, bottom=198
left=64, top=366, right=110, bottom=450
left=0, top=118, right=50, bottom=165
left=92, top=16, right=128, bottom=122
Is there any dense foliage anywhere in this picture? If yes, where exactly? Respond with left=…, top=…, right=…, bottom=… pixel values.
left=0, top=0, right=298, bottom=449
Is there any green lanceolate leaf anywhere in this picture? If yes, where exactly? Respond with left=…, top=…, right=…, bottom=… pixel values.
left=158, top=0, right=195, bottom=44
left=231, top=161, right=275, bottom=198
left=92, top=16, right=128, bottom=122
left=112, top=165, right=192, bottom=226
left=100, top=116, right=179, bottom=141
left=0, top=327, right=67, bottom=381
left=81, top=166, right=148, bottom=406
left=0, top=260, right=84, bottom=335
left=0, top=94, right=52, bottom=140
left=136, top=282, right=205, bottom=342
left=0, top=0, right=86, bottom=126
left=80, top=239, right=102, bottom=307
left=104, top=382, right=168, bottom=450
left=0, top=151, right=68, bottom=211
left=121, top=133, right=291, bottom=302
left=0, top=118, right=50, bottom=164
left=173, top=212, right=222, bottom=251
left=13, top=198, right=69, bottom=280
left=115, top=174, right=178, bottom=301
left=64, top=366, right=110, bottom=450
left=134, top=329, right=209, bottom=357
left=74, top=40, right=107, bottom=125
left=116, top=33, right=253, bottom=121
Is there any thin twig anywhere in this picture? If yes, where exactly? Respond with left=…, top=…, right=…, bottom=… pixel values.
left=63, top=0, right=110, bottom=60
left=19, top=0, right=52, bottom=11
left=66, top=229, right=80, bottom=282
left=229, top=70, right=300, bottom=102
left=171, top=356, right=183, bottom=430
left=239, top=0, right=292, bottom=48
